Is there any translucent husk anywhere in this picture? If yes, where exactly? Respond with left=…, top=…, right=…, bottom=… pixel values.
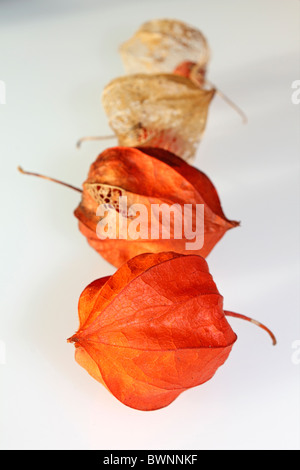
left=119, top=19, right=210, bottom=74
left=102, top=74, right=215, bottom=162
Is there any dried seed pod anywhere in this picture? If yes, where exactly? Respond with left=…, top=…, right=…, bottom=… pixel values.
left=119, top=18, right=210, bottom=75
left=102, top=74, right=215, bottom=162
left=117, top=19, right=247, bottom=126
left=79, top=19, right=245, bottom=158
left=68, top=252, right=276, bottom=411
left=74, top=146, right=239, bottom=267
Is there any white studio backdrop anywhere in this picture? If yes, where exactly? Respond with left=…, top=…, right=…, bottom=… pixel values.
left=0, top=0, right=299, bottom=450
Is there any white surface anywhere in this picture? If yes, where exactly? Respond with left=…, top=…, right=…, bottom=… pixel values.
left=0, top=0, right=299, bottom=450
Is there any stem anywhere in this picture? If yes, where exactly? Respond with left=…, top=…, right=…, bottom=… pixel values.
left=18, top=166, right=82, bottom=193
left=206, top=80, right=248, bottom=124
left=225, top=311, right=277, bottom=345
left=67, top=335, right=78, bottom=344
left=76, top=135, right=116, bottom=149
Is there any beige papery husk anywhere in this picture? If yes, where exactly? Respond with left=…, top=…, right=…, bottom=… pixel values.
left=119, top=18, right=210, bottom=75
left=102, top=74, right=215, bottom=163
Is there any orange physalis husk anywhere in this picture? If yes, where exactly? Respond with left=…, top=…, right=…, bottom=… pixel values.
left=119, top=19, right=210, bottom=75
left=74, top=146, right=239, bottom=268
left=101, top=74, right=215, bottom=162
left=68, top=252, right=276, bottom=411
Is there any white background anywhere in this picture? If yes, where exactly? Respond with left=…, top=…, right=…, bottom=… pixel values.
left=0, top=0, right=299, bottom=450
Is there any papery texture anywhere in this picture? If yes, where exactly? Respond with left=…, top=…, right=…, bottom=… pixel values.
left=102, top=74, right=215, bottom=162
left=119, top=19, right=210, bottom=75
left=74, top=146, right=239, bottom=267
left=69, top=252, right=237, bottom=411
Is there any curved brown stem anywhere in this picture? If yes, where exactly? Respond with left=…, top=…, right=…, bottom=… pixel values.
left=206, top=80, right=248, bottom=124
left=225, top=311, right=277, bottom=345
left=76, top=135, right=116, bottom=149
left=18, top=166, right=82, bottom=193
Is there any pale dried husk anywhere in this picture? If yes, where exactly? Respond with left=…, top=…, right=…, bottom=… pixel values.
left=119, top=19, right=210, bottom=74
left=102, top=74, right=215, bottom=162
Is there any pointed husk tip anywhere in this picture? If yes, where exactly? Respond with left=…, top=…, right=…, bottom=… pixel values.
left=67, top=335, right=79, bottom=344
